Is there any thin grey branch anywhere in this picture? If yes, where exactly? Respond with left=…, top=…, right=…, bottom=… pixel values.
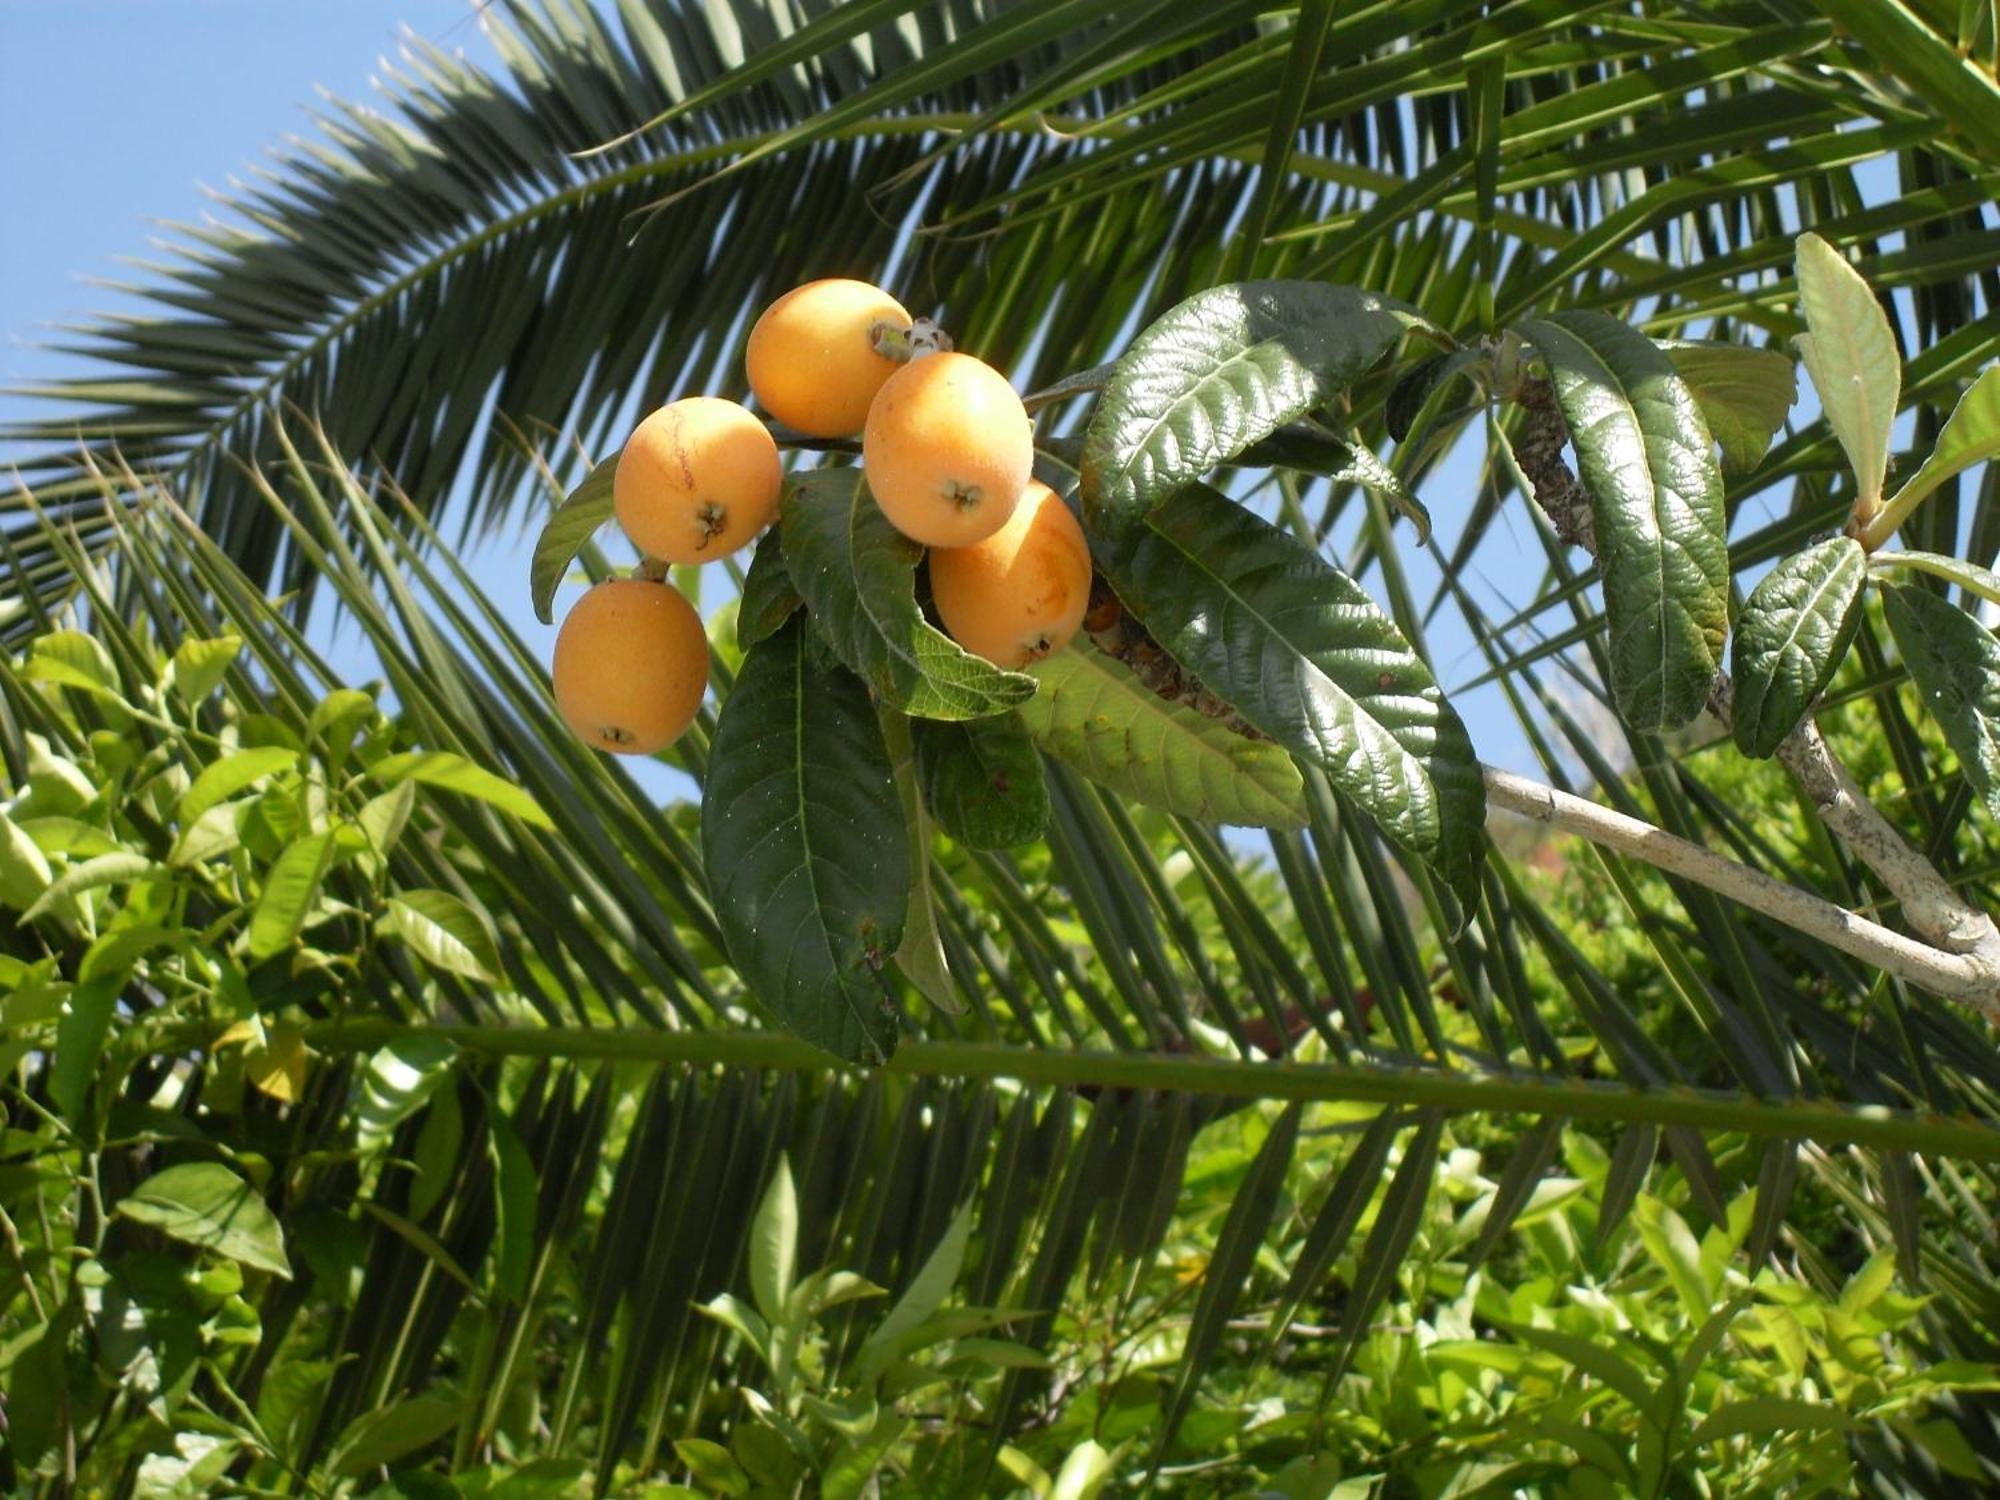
left=1484, top=765, right=2000, bottom=1023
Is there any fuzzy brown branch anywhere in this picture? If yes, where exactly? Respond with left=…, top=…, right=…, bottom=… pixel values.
left=1511, top=379, right=1595, bottom=552
left=1083, top=576, right=1266, bottom=740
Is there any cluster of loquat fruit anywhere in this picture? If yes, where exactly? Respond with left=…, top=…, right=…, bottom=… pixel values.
left=551, top=278, right=1092, bottom=755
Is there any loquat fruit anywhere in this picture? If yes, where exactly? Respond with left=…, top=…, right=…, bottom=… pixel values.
left=615, top=397, right=781, bottom=565
left=863, top=351, right=1033, bottom=548
left=929, top=480, right=1091, bottom=669
left=746, top=278, right=914, bottom=438
left=553, top=578, right=708, bottom=754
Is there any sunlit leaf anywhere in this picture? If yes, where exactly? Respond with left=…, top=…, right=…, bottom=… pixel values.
left=115, top=1163, right=290, bottom=1278
left=530, top=456, right=617, bottom=625
left=1080, top=280, right=1440, bottom=532
left=1794, top=231, right=1899, bottom=510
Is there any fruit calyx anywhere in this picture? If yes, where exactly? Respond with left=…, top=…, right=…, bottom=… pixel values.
left=871, top=315, right=954, bottom=362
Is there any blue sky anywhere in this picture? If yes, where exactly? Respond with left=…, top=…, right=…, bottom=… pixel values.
left=2, top=3, right=475, bottom=403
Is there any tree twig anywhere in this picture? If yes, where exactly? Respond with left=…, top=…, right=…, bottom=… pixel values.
left=1483, top=766, right=2000, bottom=1022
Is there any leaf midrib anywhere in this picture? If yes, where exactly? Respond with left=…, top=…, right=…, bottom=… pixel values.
left=1107, top=327, right=1313, bottom=503
left=1755, top=545, right=1857, bottom=688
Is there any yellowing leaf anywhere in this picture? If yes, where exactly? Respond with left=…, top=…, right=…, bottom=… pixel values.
left=214, top=1018, right=309, bottom=1102
left=251, top=1029, right=308, bottom=1102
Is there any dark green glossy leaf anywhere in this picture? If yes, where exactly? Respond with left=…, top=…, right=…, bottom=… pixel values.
left=1080, top=280, right=1439, bottom=531
left=779, top=467, right=1036, bottom=720
left=1517, top=311, right=1729, bottom=731
left=912, top=713, right=1048, bottom=850
left=1730, top=537, right=1866, bottom=757
left=1018, top=646, right=1306, bottom=829
left=115, top=1163, right=290, bottom=1278
left=1882, top=583, right=2000, bottom=822
left=737, top=526, right=802, bottom=651
left=700, top=617, right=909, bottom=1063
left=529, top=455, right=616, bottom=625
left=1095, top=485, right=1483, bottom=900
left=1657, top=339, right=1798, bottom=473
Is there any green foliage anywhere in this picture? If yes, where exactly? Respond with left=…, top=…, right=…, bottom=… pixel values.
left=1881, top=584, right=2000, bottom=824
left=736, top=527, right=803, bottom=652
left=529, top=457, right=618, bottom=626
left=701, top=617, right=910, bottom=1063
left=1514, top=310, right=1729, bottom=732
left=1793, top=231, right=1903, bottom=519
left=1077, top=281, right=1438, bottom=532
left=8, top=0, right=2000, bottom=1493
left=912, top=714, right=1050, bottom=851
left=1093, top=483, right=1484, bottom=902
left=1018, top=647, right=1308, bottom=830
left=1655, top=339, right=1798, bottom=474
left=778, top=468, right=1038, bottom=721
left=1731, top=538, right=1867, bottom=758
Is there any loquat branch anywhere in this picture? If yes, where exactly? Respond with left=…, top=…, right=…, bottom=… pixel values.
left=1505, top=389, right=2000, bottom=1022
left=1482, top=765, right=2000, bottom=1023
